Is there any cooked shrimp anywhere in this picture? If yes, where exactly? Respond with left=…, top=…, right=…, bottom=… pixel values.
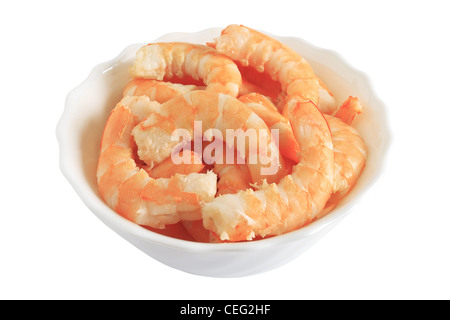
left=239, top=93, right=300, bottom=163
left=213, top=25, right=320, bottom=110
left=325, top=114, right=367, bottom=205
left=132, top=90, right=284, bottom=185
left=97, top=96, right=217, bottom=229
left=123, top=78, right=201, bottom=103
left=130, top=42, right=242, bottom=97
left=202, top=99, right=334, bottom=241
left=334, top=96, right=363, bottom=125
left=213, top=25, right=342, bottom=115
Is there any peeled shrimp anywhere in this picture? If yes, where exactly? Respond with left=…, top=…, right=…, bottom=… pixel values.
left=212, top=25, right=319, bottom=110
left=129, top=42, right=242, bottom=97
left=123, top=78, right=201, bottom=103
left=124, top=79, right=259, bottom=194
left=238, top=93, right=300, bottom=163
left=202, top=98, right=334, bottom=241
left=132, top=90, right=284, bottom=185
left=97, top=95, right=217, bottom=229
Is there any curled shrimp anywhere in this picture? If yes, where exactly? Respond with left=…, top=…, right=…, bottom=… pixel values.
left=202, top=99, right=334, bottom=241
left=97, top=95, right=217, bottom=229
left=129, top=42, right=242, bottom=97
left=187, top=26, right=338, bottom=241
left=212, top=25, right=321, bottom=111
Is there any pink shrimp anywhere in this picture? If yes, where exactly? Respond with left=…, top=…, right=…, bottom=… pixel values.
left=129, top=42, right=242, bottom=97
left=97, top=96, right=217, bottom=229
left=202, top=99, right=334, bottom=241
left=212, top=25, right=319, bottom=110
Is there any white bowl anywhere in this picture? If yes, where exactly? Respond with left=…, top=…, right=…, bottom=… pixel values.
left=56, top=28, right=391, bottom=278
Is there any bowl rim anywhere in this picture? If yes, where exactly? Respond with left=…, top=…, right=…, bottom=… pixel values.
left=56, top=27, right=392, bottom=253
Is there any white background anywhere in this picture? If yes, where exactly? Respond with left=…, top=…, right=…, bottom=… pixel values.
left=1, top=0, right=449, bottom=300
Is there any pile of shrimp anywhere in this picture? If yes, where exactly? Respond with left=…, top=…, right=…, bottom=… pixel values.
left=97, top=25, right=368, bottom=243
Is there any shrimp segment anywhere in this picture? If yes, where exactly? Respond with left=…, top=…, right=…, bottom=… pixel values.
left=97, top=97, right=217, bottom=229
left=238, top=93, right=301, bottom=163
left=123, top=78, right=200, bottom=103
left=130, top=42, right=242, bottom=97
left=334, top=96, right=363, bottom=125
left=202, top=99, right=334, bottom=241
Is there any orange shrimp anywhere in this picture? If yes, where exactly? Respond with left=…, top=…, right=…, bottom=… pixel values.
left=97, top=96, right=217, bottom=229
left=130, top=42, right=242, bottom=97
left=202, top=99, right=334, bottom=241
left=212, top=25, right=320, bottom=111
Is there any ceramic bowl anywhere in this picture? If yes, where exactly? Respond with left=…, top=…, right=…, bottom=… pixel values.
left=56, top=27, right=391, bottom=277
